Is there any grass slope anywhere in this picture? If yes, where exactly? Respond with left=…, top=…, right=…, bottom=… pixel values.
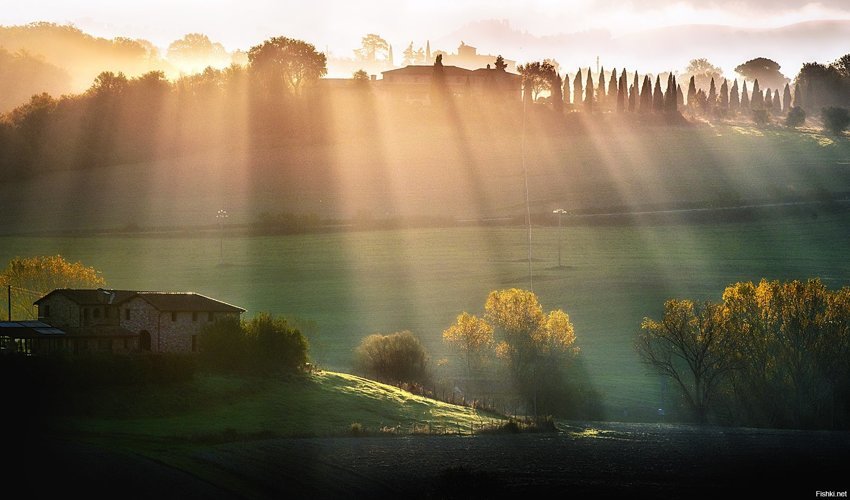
left=61, top=371, right=504, bottom=440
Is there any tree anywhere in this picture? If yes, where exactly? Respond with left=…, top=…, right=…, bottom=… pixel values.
left=783, top=84, right=792, bottom=114
left=665, top=74, right=677, bottom=113
left=639, top=75, right=652, bottom=113
left=785, top=106, right=806, bottom=127
left=740, top=80, right=750, bottom=111
left=652, top=75, right=664, bottom=112
left=750, top=79, right=763, bottom=110
left=355, top=331, right=430, bottom=386
left=355, top=34, right=389, bottom=62
left=518, top=60, right=556, bottom=102
left=199, top=313, right=308, bottom=374
left=687, top=76, right=697, bottom=112
left=735, top=57, right=789, bottom=90
left=584, top=69, right=594, bottom=112
left=246, top=313, right=309, bottom=374
left=443, top=312, right=494, bottom=372
left=822, top=107, right=850, bottom=135
left=729, top=79, right=740, bottom=112
left=562, top=73, right=571, bottom=109
left=630, top=71, right=638, bottom=112
left=1, top=255, right=105, bottom=320
left=707, top=77, right=717, bottom=115
left=552, top=73, right=564, bottom=114
left=719, top=79, right=729, bottom=114
left=638, top=299, right=738, bottom=423
left=248, top=36, right=327, bottom=96
left=617, top=68, right=627, bottom=113
left=793, top=81, right=803, bottom=108
left=682, top=58, right=723, bottom=95
left=607, top=68, right=618, bottom=112
left=167, top=33, right=229, bottom=73
left=494, top=55, right=507, bottom=71
left=573, top=69, right=583, bottom=108
left=485, top=288, right=577, bottom=415
left=772, top=89, right=781, bottom=114
left=796, top=62, right=847, bottom=111
left=597, top=67, right=607, bottom=110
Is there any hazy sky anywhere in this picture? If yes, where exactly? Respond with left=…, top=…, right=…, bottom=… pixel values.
left=6, top=0, right=850, bottom=54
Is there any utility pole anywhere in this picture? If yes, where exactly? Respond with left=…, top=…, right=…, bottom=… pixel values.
left=216, top=209, right=229, bottom=264
left=7, top=284, right=11, bottom=321
left=553, top=209, right=567, bottom=268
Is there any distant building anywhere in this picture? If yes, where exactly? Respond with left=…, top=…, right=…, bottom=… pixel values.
left=0, top=289, right=244, bottom=355
left=379, top=64, right=521, bottom=105
left=443, top=42, right=517, bottom=73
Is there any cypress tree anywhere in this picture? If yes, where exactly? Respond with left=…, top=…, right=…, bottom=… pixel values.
left=617, top=68, right=626, bottom=113
left=640, top=75, right=652, bottom=113
left=719, top=79, right=729, bottom=113
left=773, top=89, right=781, bottom=114
left=630, top=71, right=638, bottom=112
left=730, top=79, right=740, bottom=112
left=652, top=75, right=664, bottom=112
left=741, top=80, right=750, bottom=111
left=608, top=68, right=618, bottom=112
left=563, top=73, right=571, bottom=109
left=596, top=67, right=606, bottom=110
left=552, top=73, right=563, bottom=114
left=573, top=69, right=583, bottom=108
left=687, top=76, right=697, bottom=112
left=665, top=73, right=675, bottom=113
left=585, top=69, right=594, bottom=112
left=782, top=83, right=792, bottom=114
left=793, top=81, right=803, bottom=109
left=751, top=79, right=763, bottom=110
left=676, top=83, right=684, bottom=110
left=707, top=77, right=717, bottom=115
left=764, top=88, right=773, bottom=113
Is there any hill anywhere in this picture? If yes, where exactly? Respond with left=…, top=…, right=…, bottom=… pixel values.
left=1, top=119, right=848, bottom=234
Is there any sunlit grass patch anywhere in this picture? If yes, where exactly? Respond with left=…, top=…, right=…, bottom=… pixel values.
left=730, top=126, right=764, bottom=137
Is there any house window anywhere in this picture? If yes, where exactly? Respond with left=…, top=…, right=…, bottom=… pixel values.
left=171, top=312, right=177, bottom=322
left=208, top=312, right=214, bottom=322
left=192, top=335, right=198, bottom=352
left=125, top=309, right=131, bottom=321
left=192, top=312, right=198, bottom=322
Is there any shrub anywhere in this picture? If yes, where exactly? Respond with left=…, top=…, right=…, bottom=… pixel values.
left=785, top=106, right=806, bottom=127
left=199, top=313, right=309, bottom=375
left=752, top=109, right=769, bottom=127
left=354, top=330, right=430, bottom=385
left=822, top=107, right=850, bottom=135
left=246, top=313, right=309, bottom=374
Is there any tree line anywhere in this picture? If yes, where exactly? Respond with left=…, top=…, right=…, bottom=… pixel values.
left=638, top=278, right=850, bottom=429
left=518, top=54, right=850, bottom=133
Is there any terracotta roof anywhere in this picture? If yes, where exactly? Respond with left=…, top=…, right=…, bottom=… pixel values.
left=34, top=289, right=136, bottom=305
left=133, top=292, right=245, bottom=313
left=35, top=289, right=245, bottom=313
left=382, top=65, right=474, bottom=77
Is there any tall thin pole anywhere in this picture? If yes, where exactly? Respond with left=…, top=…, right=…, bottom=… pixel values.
left=7, top=284, right=11, bottom=321
left=522, top=83, right=533, bottom=291
left=557, top=212, right=562, bottom=268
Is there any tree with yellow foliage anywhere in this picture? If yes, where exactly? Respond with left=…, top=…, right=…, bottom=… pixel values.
left=0, top=255, right=105, bottom=320
left=442, top=312, right=493, bottom=373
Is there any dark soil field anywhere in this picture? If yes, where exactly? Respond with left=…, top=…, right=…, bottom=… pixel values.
left=21, top=422, right=849, bottom=499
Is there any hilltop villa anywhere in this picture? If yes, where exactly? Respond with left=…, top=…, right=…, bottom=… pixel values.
left=0, top=289, right=244, bottom=355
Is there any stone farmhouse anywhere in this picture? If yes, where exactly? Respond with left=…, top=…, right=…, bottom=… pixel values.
left=378, top=64, right=521, bottom=105
left=0, top=289, right=244, bottom=355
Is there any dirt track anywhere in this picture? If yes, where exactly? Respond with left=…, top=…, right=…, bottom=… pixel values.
left=20, top=422, right=850, bottom=499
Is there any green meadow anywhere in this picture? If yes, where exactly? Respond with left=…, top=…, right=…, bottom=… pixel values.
left=4, top=208, right=849, bottom=416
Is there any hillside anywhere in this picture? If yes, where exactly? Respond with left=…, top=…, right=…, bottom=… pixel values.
left=1, top=119, right=848, bottom=234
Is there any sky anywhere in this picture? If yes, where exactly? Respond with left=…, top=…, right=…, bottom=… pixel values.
left=4, top=1, right=849, bottom=75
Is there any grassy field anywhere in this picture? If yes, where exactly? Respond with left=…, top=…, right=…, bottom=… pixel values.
left=59, top=371, right=503, bottom=439
left=4, top=209, right=849, bottom=417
